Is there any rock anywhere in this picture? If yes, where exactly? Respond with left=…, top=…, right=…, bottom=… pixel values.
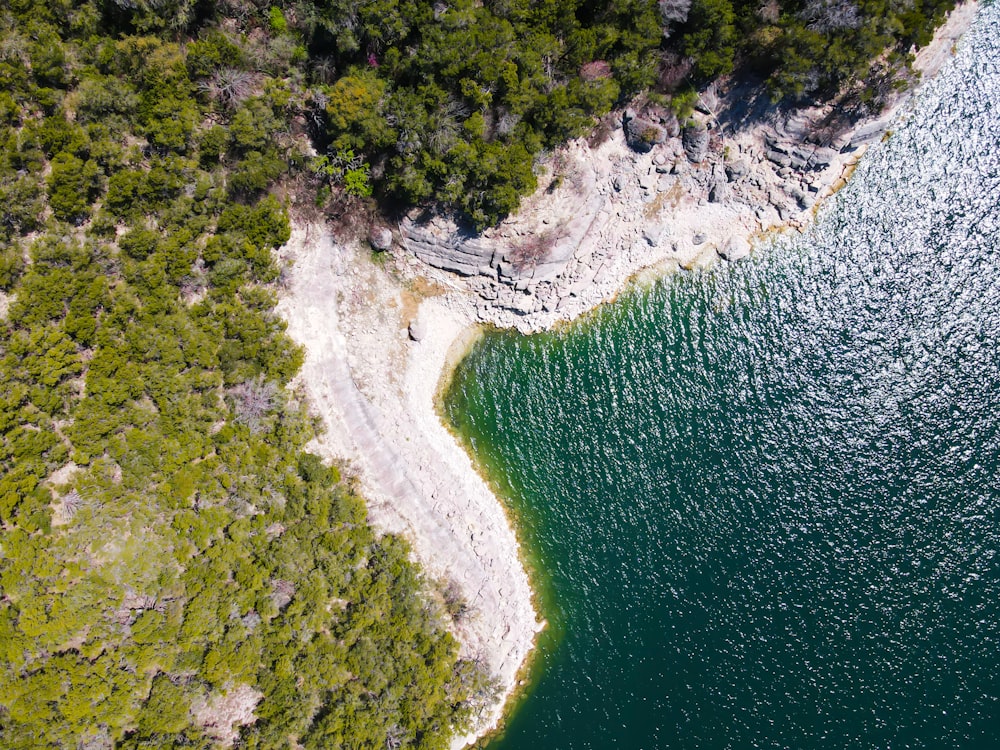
left=766, top=149, right=791, bottom=168
left=718, top=236, right=751, bottom=262
left=638, top=172, right=656, bottom=191
left=643, top=225, right=664, bottom=247
left=849, top=114, right=893, bottom=148
left=725, top=158, right=749, bottom=181
left=368, top=225, right=393, bottom=251
left=788, top=150, right=809, bottom=170
left=763, top=132, right=788, bottom=154
left=652, top=153, right=667, bottom=167
left=692, top=232, right=707, bottom=245
left=787, top=185, right=807, bottom=207
left=401, top=218, right=492, bottom=277
left=660, top=111, right=681, bottom=139
left=682, top=122, right=709, bottom=163
left=708, top=175, right=728, bottom=203
left=408, top=317, right=427, bottom=341
left=624, top=115, right=667, bottom=153
left=809, top=147, right=838, bottom=169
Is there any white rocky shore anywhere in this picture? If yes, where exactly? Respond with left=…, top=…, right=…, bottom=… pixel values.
left=275, top=3, right=976, bottom=746
left=400, top=1, right=977, bottom=335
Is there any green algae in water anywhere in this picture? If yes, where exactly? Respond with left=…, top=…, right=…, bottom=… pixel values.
left=444, top=7, right=1000, bottom=749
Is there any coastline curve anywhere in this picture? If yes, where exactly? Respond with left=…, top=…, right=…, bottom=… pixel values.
left=274, top=3, right=979, bottom=745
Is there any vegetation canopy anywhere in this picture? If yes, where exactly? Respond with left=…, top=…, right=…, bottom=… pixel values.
left=0, top=2, right=493, bottom=747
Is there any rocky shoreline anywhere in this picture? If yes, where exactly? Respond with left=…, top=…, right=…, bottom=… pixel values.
left=394, top=1, right=977, bottom=336
left=276, top=3, right=977, bottom=747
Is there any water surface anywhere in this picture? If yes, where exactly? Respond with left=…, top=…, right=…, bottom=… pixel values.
left=445, top=6, right=1000, bottom=749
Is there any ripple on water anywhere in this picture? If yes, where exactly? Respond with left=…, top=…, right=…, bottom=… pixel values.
left=446, top=5, right=1000, bottom=750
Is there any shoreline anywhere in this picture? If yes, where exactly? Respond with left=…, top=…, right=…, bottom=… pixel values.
left=397, top=0, right=978, bottom=336
left=274, top=3, right=979, bottom=746
left=274, top=228, right=544, bottom=750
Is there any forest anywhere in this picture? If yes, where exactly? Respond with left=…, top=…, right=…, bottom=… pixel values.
left=0, top=0, right=958, bottom=746
left=0, top=1, right=494, bottom=748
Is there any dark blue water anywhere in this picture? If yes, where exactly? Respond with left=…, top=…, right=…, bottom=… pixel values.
left=445, top=6, right=1000, bottom=749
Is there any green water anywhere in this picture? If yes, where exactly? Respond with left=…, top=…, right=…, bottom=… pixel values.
left=444, top=7, right=1000, bottom=749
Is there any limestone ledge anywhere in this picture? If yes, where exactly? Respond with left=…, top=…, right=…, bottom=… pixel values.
left=394, top=1, right=977, bottom=336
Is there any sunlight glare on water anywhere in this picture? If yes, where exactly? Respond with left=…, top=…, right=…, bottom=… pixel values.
left=445, top=6, right=1000, bottom=749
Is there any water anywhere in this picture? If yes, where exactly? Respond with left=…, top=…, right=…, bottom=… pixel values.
left=444, top=6, right=1000, bottom=749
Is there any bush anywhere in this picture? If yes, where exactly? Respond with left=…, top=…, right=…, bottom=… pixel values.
left=47, top=152, right=98, bottom=224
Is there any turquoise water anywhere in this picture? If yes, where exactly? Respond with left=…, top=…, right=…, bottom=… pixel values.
left=444, top=7, right=1000, bottom=749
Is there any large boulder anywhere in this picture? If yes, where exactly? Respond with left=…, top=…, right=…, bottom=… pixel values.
left=660, top=110, right=681, bottom=139
left=682, top=122, right=709, bottom=163
left=725, top=158, right=750, bottom=181
left=408, top=316, right=427, bottom=341
left=718, top=236, right=751, bottom=261
left=708, top=175, right=728, bottom=203
left=623, top=111, right=667, bottom=153
left=368, top=224, right=393, bottom=251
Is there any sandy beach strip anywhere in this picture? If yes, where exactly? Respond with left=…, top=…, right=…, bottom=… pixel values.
left=275, top=222, right=542, bottom=749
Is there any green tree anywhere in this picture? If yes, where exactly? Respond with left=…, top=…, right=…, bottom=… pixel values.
left=47, top=152, right=98, bottom=223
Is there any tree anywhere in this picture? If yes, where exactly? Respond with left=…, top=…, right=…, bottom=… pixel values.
left=324, top=70, right=395, bottom=152
left=47, top=152, right=98, bottom=223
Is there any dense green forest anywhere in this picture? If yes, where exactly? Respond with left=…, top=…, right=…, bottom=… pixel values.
left=0, top=0, right=960, bottom=746
left=0, top=2, right=493, bottom=748
left=0, top=0, right=959, bottom=232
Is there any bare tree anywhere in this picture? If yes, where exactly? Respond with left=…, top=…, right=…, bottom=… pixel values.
left=198, top=68, right=257, bottom=109
left=310, top=56, right=337, bottom=84
left=385, top=724, right=407, bottom=749
left=659, top=0, right=692, bottom=26
left=229, top=375, right=279, bottom=433
left=799, top=0, right=862, bottom=33
left=62, top=489, right=85, bottom=520
left=580, top=60, right=612, bottom=82
left=77, top=727, right=113, bottom=750
left=271, top=578, right=296, bottom=610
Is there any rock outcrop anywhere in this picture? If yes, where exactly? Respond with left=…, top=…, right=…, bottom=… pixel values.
left=623, top=109, right=667, bottom=153
left=682, top=121, right=709, bottom=163
left=393, top=2, right=980, bottom=334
